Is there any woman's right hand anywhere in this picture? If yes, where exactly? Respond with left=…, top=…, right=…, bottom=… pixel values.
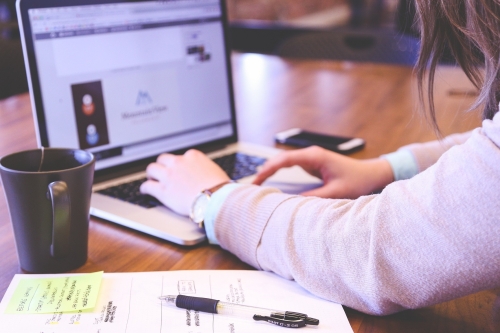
left=253, top=146, right=395, bottom=199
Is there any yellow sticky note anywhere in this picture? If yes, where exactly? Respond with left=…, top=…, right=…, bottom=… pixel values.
left=5, top=271, right=103, bottom=314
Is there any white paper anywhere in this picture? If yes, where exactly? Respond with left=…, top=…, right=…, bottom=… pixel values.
left=0, top=270, right=353, bottom=333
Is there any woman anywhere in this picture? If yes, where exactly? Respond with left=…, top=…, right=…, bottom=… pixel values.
left=140, top=0, right=500, bottom=315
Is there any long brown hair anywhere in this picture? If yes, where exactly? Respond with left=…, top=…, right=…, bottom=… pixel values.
left=414, top=0, right=500, bottom=130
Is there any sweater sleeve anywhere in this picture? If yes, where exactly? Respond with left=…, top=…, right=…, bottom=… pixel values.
left=381, top=131, right=474, bottom=181
left=213, top=118, right=500, bottom=315
left=399, top=131, right=473, bottom=172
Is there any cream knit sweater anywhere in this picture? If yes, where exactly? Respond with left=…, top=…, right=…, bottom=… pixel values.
left=213, top=113, right=500, bottom=315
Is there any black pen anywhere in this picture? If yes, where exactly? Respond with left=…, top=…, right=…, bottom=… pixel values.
left=159, top=294, right=319, bottom=329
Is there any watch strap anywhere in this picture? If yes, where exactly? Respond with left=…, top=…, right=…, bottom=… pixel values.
left=194, top=181, right=234, bottom=229
left=204, top=180, right=234, bottom=196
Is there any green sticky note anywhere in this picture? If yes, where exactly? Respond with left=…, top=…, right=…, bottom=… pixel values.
left=5, top=271, right=103, bottom=314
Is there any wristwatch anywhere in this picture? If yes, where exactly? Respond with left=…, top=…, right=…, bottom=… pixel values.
left=190, top=181, right=232, bottom=229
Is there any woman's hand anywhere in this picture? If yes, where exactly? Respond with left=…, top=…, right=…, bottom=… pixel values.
left=253, top=146, right=394, bottom=199
left=140, top=149, right=230, bottom=216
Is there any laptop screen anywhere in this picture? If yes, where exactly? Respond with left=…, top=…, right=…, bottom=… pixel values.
left=21, top=0, right=236, bottom=171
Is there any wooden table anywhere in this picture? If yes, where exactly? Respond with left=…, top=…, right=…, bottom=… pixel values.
left=0, top=53, right=498, bottom=332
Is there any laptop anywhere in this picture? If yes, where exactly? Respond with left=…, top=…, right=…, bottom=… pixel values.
left=17, top=0, right=322, bottom=245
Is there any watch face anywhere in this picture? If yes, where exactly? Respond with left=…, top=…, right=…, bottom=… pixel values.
left=190, top=192, right=210, bottom=224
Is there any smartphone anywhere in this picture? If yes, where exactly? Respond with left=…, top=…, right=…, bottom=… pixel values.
left=275, top=128, right=365, bottom=154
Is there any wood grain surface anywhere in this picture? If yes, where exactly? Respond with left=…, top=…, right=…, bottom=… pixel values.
left=0, top=53, right=498, bottom=332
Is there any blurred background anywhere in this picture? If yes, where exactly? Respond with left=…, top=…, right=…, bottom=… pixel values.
left=228, top=0, right=419, bottom=64
left=227, top=0, right=402, bottom=29
left=0, top=0, right=418, bottom=100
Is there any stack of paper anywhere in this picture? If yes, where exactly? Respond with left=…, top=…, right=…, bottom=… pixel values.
left=0, top=270, right=353, bottom=333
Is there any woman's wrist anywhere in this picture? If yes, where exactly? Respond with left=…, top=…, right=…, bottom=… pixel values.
left=364, top=158, right=395, bottom=193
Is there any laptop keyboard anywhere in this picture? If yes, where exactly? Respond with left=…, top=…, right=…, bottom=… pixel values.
left=97, top=153, right=266, bottom=209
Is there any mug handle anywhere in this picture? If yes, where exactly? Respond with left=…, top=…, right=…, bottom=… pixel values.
left=47, top=181, right=71, bottom=258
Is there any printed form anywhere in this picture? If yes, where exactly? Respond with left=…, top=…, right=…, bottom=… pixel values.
left=0, top=270, right=353, bottom=333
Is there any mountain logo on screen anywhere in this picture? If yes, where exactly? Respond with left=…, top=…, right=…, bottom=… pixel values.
left=136, top=91, right=153, bottom=106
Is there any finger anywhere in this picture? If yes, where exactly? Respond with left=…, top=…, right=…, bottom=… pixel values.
left=140, top=179, right=165, bottom=201
left=156, top=153, right=179, bottom=167
left=252, top=161, right=283, bottom=185
left=252, top=168, right=277, bottom=185
left=145, top=163, right=170, bottom=183
left=253, top=149, right=318, bottom=185
left=252, top=153, right=296, bottom=185
left=183, top=149, right=204, bottom=159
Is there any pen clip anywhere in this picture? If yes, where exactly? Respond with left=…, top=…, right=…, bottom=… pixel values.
left=254, top=311, right=319, bottom=328
left=253, top=314, right=306, bottom=328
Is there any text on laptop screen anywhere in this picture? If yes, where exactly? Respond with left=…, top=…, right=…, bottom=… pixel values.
left=28, top=0, right=234, bottom=170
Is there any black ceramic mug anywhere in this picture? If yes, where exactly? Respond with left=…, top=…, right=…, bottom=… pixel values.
left=0, top=148, right=95, bottom=273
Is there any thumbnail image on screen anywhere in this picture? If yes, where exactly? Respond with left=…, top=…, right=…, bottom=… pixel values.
left=71, top=81, right=110, bottom=149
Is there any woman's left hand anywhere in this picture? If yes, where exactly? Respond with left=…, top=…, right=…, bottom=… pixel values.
left=140, top=149, right=230, bottom=216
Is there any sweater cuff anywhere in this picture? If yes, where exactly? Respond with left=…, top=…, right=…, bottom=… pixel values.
left=381, top=149, right=419, bottom=181
left=204, top=183, right=244, bottom=245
